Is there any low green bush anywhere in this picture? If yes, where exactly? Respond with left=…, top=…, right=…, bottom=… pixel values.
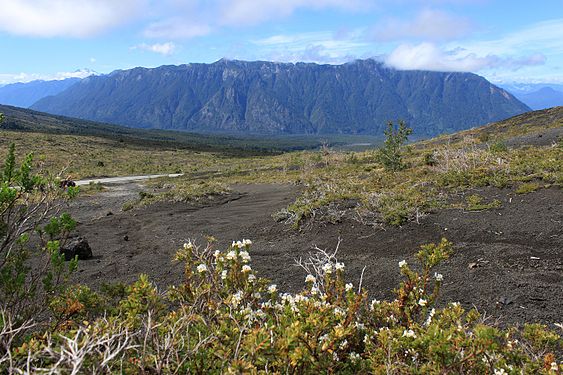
left=3, top=238, right=561, bottom=373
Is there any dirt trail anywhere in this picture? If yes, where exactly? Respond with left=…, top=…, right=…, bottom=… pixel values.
left=67, top=183, right=562, bottom=327
left=68, top=183, right=298, bottom=287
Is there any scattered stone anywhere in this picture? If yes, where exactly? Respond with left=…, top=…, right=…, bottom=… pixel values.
left=60, top=237, right=93, bottom=261
left=530, top=256, right=540, bottom=260
left=123, top=235, right=129, bottom=241
left=498, top=296, right=513, bottom=306
left=468, top=262, right=478, bottom=269
left=106, top=211, right=113, bottom=216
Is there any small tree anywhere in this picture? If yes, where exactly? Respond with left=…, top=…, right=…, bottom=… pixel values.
left=379, top=120, right=413, bottom=171
left=1, top=142, right=78, bottom=328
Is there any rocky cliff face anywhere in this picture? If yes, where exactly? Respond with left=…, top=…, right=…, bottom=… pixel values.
left=32, top=59, right=530, bottom=136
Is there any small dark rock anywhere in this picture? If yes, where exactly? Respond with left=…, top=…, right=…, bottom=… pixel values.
left=123, top=235, right=129, bottom=241
left=60, top=237, right=93, bottom=261
left=106, top=211, right=113, bottom=216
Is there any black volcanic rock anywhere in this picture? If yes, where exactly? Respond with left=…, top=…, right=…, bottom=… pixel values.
left=32, top=59, right=530, bottom=136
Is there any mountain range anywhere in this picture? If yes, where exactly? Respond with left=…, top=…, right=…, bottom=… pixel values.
left=0, top=78, right=81, bottom=108
left=498, top=85, right=563, bottom=110
left=29, top=59, right=530, bottom=137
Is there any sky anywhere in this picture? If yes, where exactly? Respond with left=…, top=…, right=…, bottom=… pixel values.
left=0, top=0, right=562, bottom=85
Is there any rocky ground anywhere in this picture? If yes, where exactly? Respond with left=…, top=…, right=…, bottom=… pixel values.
left=65, top=181, right=562, bottom=328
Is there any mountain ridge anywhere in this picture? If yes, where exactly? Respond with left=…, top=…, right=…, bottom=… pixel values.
left=32, top=59, right=530, bottom=136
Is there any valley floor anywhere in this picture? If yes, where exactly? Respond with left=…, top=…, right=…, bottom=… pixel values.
left=66, top=181, right=562, bottom=328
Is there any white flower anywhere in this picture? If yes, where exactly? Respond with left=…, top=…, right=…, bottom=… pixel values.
left=399, top=260, right=407, bottom=268
left=231, top=291, right=243, bottom=307
left=268, top=284, right=277, bottom=293
left=239, top=250, right=251, bottom=263
left=213, top=250, right=221, bottom=258
left=305, top=274, right=316, bottom=283
left=183, top=242, right=194, bottom=250
left=242, top=265, right=252, bottom=273
left=494, top=369, right=507, bottom=375
left=311, top=286, right=320, bottom=295
left=334, top=307, right=345, bottom=317
left=345, top=283, right=354, bottom=292
left=402, top=329, right=417, bottom=338
left=418, top=298, right=427, bottom=307
left=242, top=239, right=252, bottom=246
left=349, top=352, right=360, bottom=363
left=221, top=270, right=228, bottom=280
left=335, top=262, right=345, bottom=271
left=322, top=263, right=333, bottom=274
left=551, top=362, right=558, bottom=371
left=226, top=250, right=236, bottom=260
left=196, top=264, right=207, bottom=273
left=247, top=274, right=256, bottom=283
left=434, top=272, right=443, bottom=282
left=424, top=308, right=436, bottom=326
left=369, top=299, right=380, bottom=311
left=339, top=339, right=348, bottom=349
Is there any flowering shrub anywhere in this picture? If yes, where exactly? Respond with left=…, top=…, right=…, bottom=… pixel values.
left=2, top=238, right=562, bottom=373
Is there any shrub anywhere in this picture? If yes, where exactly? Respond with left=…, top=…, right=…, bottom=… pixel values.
left=2, top=238, right=561, bottom=373
left=516, top=182, right=540, bottom=194
left=465, top=194, right=502, bottom=211
left=379, top=120, right=413, bottom=171
left=1, top=144, right=78, bottom=327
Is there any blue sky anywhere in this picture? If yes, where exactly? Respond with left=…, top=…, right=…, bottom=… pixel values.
left=0, top=0, right=562, bottom=84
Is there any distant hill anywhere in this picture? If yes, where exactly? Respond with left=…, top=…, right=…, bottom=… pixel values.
left=0, top=104, right=378, bottom=154
left=0, top=78, right=81, bottom=108
left=513, top=87, right=563, bottom=110
left=31, top=59, right=530, bottom=137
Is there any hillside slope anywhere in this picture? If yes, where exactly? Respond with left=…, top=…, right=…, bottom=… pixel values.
left=32, top=59, right=530, bottom=136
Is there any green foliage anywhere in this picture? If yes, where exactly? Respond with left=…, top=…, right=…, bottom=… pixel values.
left=379, top=120, right=413, bottom=171
left=3, top=238, right=561, bottom=373
left=465, top=194, right=502, bottom=211
left=516, top=182, right=540, bottom=194
left=0, top=144, right=78, bottom=326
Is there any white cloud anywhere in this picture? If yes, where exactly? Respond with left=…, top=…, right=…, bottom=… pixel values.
left=372, top=9, right=472, bottom=41
left=132, top=42, right=177, bottom=56
left=451, top=19, right=563, bottom=56
left=252, top=31, right=370, bottom=63
left=0, top=0, right=146, bottom=38
left=0, top=69, right=97, bottom=85
left=144, top=18, right=212, bottom=39
left=385, top=42, right=546, bottom=72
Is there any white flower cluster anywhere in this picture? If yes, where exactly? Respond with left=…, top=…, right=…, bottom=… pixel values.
left=335, top=262, right=345, bottom=271
left=305, top=274, right=316, bottom=283
left=369, top=299, right=380, bottom=311
left=434, top=272, right=443, bottom=282
left=239, top=250, right=251, bottom=263
left=232, top=239, right=252, bottom=249
left=196, top=264, right=207, bottom=273
left=399, top=260, right=407, bottom=268
left=231, top=291, right=243, bottom=307
left=424, top=308, right=436, bottom=326
left=345, top=283, right=353, bottom=292
left=418, top=298, right=427, bottom=307
left=402, top=329, right=417, bottom=338
left=241, top=265, right=252, bottom=273
left=183, top=241, right=194, bottom=250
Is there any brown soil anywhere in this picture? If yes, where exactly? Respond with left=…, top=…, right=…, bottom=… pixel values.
left=66, top=182, right=562, bottom=328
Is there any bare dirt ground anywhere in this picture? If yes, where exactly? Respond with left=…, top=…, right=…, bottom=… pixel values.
left=64, top=181, right=563, bottom=328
